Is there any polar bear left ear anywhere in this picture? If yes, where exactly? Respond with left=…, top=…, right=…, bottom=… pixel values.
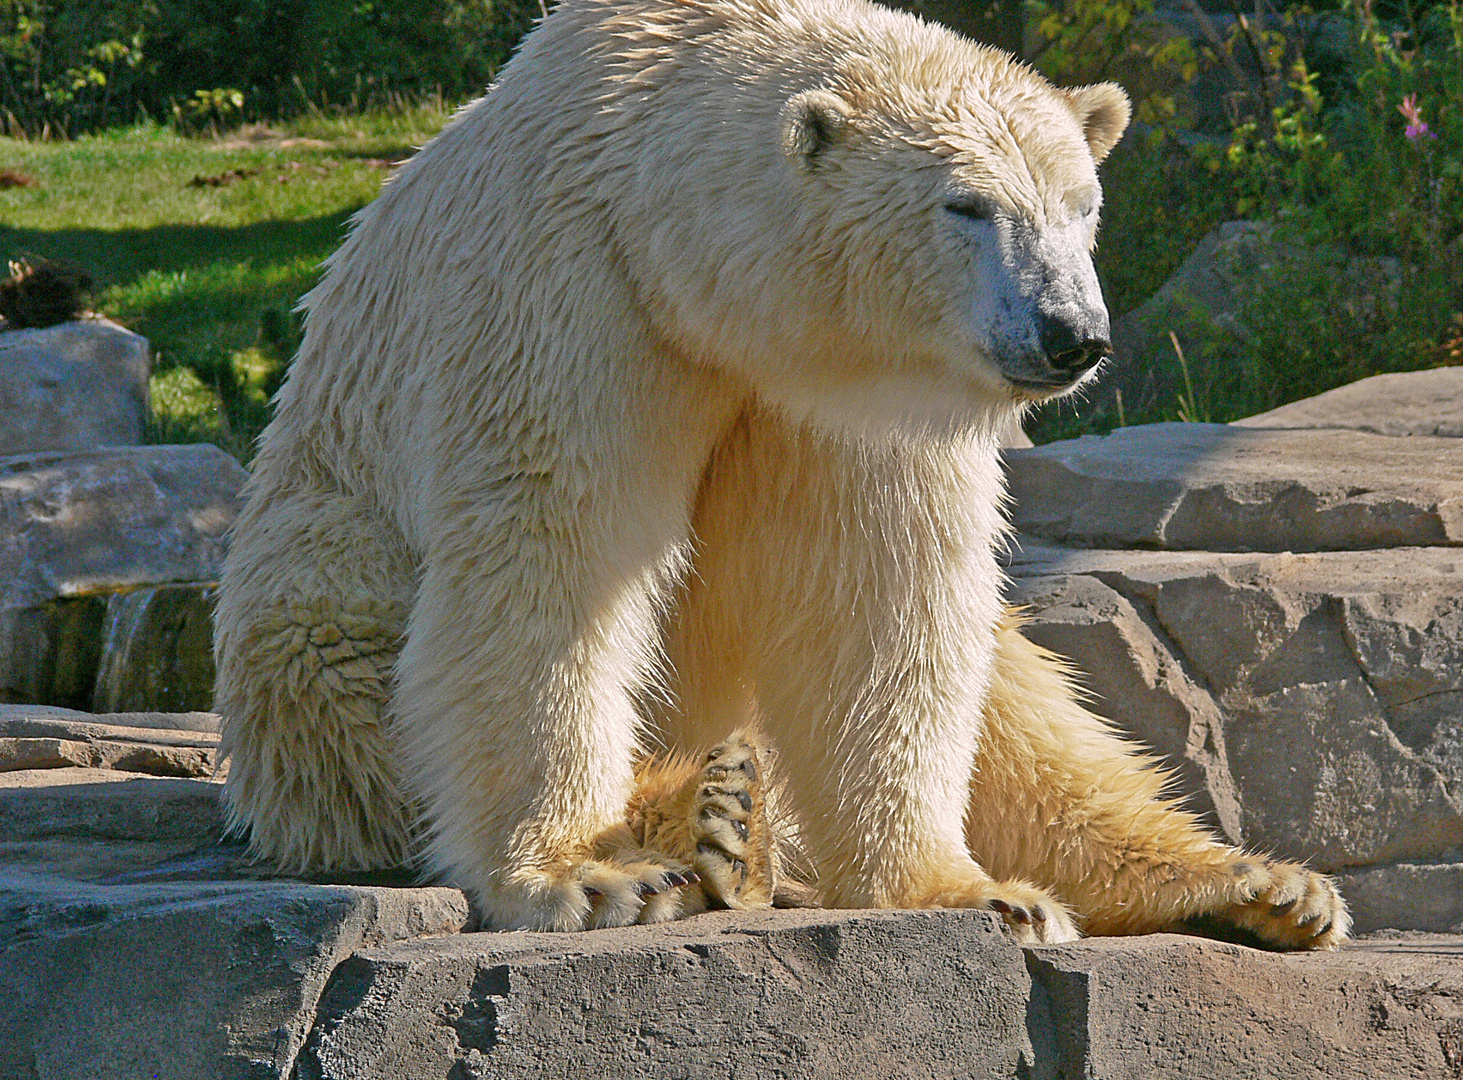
left=1063, top=83, right=1131, bottom=164
left=781, top=88, right=854, bottom=169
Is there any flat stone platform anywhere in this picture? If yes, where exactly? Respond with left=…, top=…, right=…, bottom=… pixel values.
left=4, top=720, right=1459, bottom=1080
left=4, top=852, right=1459, bottom=1080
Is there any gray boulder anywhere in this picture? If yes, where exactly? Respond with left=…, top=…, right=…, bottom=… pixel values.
left=1079, top=221, right=1400, bottom=426
left=1008, top=543, right=1463, bottom=923
left=0, top=319, right=150, bottom=455
left=0, top=445, right=245, bottom=710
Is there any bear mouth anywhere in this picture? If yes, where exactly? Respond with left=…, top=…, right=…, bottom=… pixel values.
left=1002, top=372, right=1088, bottom=397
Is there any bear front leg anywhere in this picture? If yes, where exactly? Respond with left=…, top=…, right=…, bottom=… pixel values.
left=968, top=616, right=1350, bottom=950
left=393, top=533, right=708, bottom=931
left=717, top=417, right=1076, bottom=943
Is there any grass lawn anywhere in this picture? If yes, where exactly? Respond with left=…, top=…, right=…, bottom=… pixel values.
left=0, top=105, right=457, bottom=461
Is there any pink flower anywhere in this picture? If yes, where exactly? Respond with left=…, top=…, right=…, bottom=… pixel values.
left=1398, top=93, right=1438, bottom=142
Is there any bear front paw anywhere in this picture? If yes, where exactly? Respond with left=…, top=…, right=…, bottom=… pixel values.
left=491, top=854, right=704, bottom=931
left=921, top=875, right=1080, bottom=945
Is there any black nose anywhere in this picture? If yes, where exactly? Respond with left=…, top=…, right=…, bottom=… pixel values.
left=1040, top=316, right=1110, bottom=378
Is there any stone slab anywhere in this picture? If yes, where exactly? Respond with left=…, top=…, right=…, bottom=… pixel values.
left=300, top=908, right=1034, bottom=1080
left=1, top=763, right=1461, bottom=1080
left=0, top=771, right=223, bottom=843
left=1026, top=933, right=1463, bottom=1080
left=0, top=319, right=150, bottom=456
left=1007, top=544, right=1463, bottom=888
left=1005, top=422, right=1463, bottom=551
left=0, top=703, right=219, bottom=733
left=1, top=874, right=471, bottom=1080
left=1233, top=367, right=1463, bottom=438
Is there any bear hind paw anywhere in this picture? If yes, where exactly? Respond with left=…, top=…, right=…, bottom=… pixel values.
left=1183, top=858, right=1351, bottom=951
left=690, top=732, right=775, bottom=911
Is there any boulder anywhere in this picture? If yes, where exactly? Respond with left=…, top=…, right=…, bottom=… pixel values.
left=0, top=445, right=245, bottom=709
left=1077, top=221, right=1401, bottom=427
left=92, top=583, right=219, bottom=712
left=0, top=319, right=150, bottom=455
left=1008, top=543, right=1463, bottom=907
left=1004, top=422, right=1463, bottom=551
left=1233, top=367, right=1463, bottom=438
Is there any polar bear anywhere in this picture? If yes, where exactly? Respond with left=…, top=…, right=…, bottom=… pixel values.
left=215, top=0, right=1348, bottom=946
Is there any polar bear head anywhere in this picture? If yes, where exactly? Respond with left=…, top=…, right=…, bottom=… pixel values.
left=615, top=3, right=1130, bottom=436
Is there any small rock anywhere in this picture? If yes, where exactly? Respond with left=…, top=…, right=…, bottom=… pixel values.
left=0, top=319, right=150, bottom=454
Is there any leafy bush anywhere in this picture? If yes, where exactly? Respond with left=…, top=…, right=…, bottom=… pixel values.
left=0, top=0, right=539, bottom=136
left=1028, top=0, right=1463, bottom=439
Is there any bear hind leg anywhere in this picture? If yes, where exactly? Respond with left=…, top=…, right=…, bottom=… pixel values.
left=619, top=729, right=776, bottom=921
left=968, top=616, right=1349, bottom=950
left=215, top=484, right=417, bottom=873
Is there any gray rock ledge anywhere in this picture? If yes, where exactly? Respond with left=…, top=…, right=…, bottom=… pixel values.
left=1005, top=423, right=1463, bottom=551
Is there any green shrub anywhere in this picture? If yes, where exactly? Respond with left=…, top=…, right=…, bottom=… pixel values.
left=1027, top=0, right=1462, bottom=440
left=0, top=0, right=540, bottom=136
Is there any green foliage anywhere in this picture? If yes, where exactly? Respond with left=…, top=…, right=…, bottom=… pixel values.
left=1030, top=0, right=1463, bottom=441
left=0, top=0, right=540, bottom=136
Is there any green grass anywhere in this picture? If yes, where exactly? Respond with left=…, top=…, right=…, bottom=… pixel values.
left=0, top=103, right=456, bottom=460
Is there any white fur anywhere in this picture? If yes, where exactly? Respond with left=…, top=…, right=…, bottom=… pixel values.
left=216, top=0, right=1134, bottom=929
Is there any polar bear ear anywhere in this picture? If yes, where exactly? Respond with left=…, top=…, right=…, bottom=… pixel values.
left=781, top=89, right=854, bottom=169
left=1064, top=83, right=1131, bottom=164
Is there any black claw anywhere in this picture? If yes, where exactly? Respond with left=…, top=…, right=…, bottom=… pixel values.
left=1311, top=920, right=1333, bottom=939
left=732, top=820, right=749, bottom=842
left=664, top=871, right=688, bottom=888
left=635, top=881, right=660, bottom=897
left=738, top=757, right=758, bottom=781
left=705, top=747, right=723, bottom=762
left=988, top=898, right=1013, bottom=915
left=730, top=858, right=746, bottom=877
left=1296, top=909, right=1323, bottom=926
left=696, top=842, right=720, bottom=860
left=1271, top=899, right=1298, bottom=915
left=583, top=886, right=602, bottom=898
left=1031, top=905, right=1048, bottom=924
left=733, top=789, right=753, bottom=812
left=683, top=870, right=701, bottom=885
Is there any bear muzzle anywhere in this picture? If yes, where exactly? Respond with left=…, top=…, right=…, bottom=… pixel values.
left=1038, top=310, right=1111, bottom=383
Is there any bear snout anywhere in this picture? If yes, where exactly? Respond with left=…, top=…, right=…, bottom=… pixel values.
left=1038, top=310, right=1110, bottom=382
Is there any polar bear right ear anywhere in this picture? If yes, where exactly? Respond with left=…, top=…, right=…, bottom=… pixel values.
left=781, top=89, right=854, bottom=169
left=1064, top=82, right=1131, bottom=164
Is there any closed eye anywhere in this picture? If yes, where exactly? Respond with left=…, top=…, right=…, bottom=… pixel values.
left=944, top=199, right=994, bottom=222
